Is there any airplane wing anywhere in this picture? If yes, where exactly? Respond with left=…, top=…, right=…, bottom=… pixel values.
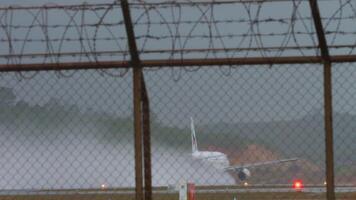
left=223, top=158, right=298, bottom=171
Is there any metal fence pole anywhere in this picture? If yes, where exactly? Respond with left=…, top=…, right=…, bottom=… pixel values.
left=142, top=77, right=152, bottom=200
left=4, top=55, right=356, bottom=71
left=120, top=1, right=145, bottom=200
left=133, top=68, right=144, bottom=200
left=323, top=62, right=336, bottom=200
left=309, top=0, right=335, bottom=200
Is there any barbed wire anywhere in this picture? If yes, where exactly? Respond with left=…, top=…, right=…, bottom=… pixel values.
left=0, top=0, right=355, bottom=194
left=0, top=0, right=356, bottom=78
left=5, top=14, right=356, bottom=30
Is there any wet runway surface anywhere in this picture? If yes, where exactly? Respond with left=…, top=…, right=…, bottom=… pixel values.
left=0, top=186, right=355, bottom=200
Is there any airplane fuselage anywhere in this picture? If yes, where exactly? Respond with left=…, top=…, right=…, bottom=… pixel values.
left=192, top=151, right=229, bottom=164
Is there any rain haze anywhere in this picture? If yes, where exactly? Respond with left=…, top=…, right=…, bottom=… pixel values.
left=0, top=0, right=355, bottom=192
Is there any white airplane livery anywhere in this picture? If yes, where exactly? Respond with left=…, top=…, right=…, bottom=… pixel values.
left=191, top=117, right=229, bottom=166
left=190, top=117, right=298, bottom=181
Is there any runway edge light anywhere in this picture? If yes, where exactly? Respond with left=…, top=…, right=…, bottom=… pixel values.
left=293, top=179, right=303, bottom=191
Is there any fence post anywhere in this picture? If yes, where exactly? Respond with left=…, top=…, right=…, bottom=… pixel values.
left=142, top=77, right=152, bottom=200
left=120, top=1, right=152, bottom=200
left=308, top=1, right=335, bottom=200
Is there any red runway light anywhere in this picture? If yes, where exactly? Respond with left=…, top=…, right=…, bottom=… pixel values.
left=293, top=180, right=303, bottom=191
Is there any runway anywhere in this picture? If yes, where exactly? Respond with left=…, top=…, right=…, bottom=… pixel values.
left=0, top=185, right=355, bottom=200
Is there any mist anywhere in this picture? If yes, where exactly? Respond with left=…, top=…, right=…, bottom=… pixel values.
left=0, top=100, right=234, bottom=190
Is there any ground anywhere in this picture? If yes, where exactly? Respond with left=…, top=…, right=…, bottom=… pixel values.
left=1, top=190, right=356, bottom=200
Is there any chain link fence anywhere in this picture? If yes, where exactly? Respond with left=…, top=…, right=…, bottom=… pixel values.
left=1, top=65, right=355, bottom=199
left=0, top=70, right=135, bottom=199
left=0, top=0, right=356, bottom=200
left=332, top=63, right=356, bottom=200
left=145, top=65, right=326, bottom=200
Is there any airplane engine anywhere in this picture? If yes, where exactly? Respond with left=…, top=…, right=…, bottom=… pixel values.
left=237, top=168, right=251, bottom=181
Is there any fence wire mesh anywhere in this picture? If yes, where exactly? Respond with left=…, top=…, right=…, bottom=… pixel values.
left=0, top=0, right=356, bottom=200
left=332, top=63, right=356, bottom=199
left=0, top=70, right=134, bottom=199
left=145, top=65, right=326, bottom=199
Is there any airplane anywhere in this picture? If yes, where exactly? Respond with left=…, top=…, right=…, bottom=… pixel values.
left=190, top=117, right=298, bottom=181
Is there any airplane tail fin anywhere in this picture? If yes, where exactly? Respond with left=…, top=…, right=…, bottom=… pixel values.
left=191, top=117, right=198, bottom=153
